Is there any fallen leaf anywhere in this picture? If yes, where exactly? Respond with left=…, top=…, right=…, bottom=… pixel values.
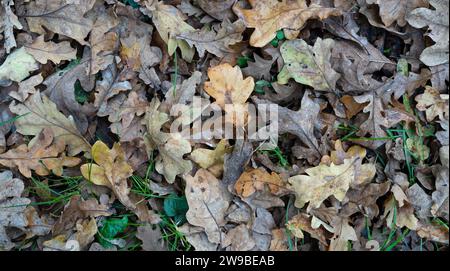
left=0, top=0, right=23, bottom=53
left=366, top=0, right=429, bottom=27
left=80, top=141, right=135, bottom=209
left=415, top=86, right=449, bottom=122
left=24, top=35, right=77, bottom=65
left=233, top=0, right=341, bottom=47
left=25, top=0, right=96, bottom=45
left=191, top=140, right=232, bottom=170
left=287, top=213, right=329, bottom=245
left=0, top=47, right=39, bottom=82
left=185, top=169, right=230, bottom=244
left=9, top=91, right=91, bottom=156
left=0, top=128, right=80, bottom=178
left=278, top=38, right=340, bottom=91
left=235, top=168, right=289, bottom=198
left=204, top=63, right=255, bottom=108
left=136, top=224, right=166, bottom=251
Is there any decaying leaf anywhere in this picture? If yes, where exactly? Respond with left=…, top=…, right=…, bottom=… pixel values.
left=24, top=35, right=77, bottom=65
left=9, top=92, right=91, bottom=156
left=278, top=38, right=340, bottom=91
left=0, top=128, right=80, bottom=178
left=185, top=169, right=230, bottom=244
left=233, top=0, right=341, bottom=47
left=80, top=141, right=135, bottom=209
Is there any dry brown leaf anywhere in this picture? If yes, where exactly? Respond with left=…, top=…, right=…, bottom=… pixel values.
left=233, top=0, right=341, bottom=47
left=0, top=128, right=80, bottom=178
left=204, top=63, right=255, bottom=108
left=235, top=168, right=289, bottom=198
left=286, top=213, right=329, bottom=245
left=185, top=169, right=230, bottom=244
left=415, top=86, right=449, bottom=122
left=24, top=35, right=77, bottom=65
left=9, top=91, right=91, bottom=156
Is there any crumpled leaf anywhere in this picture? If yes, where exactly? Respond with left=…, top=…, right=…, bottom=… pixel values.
left=185, top=169, right=230, bottom=244
left=0, top=47, right=39, bottom=83
left=286, top=213, right=329, bottom=245
left=24, top=35, right=77, bottom=65
left=233, top=0, right=341, bottom=47
left=144, top=99, right=193, bottom=183
left=42, top=50, right=96, bottom=134
left=190, top=140, right=231, bottom=171
left=25, top=0, right=96, bottom=45
left=9, top=91, right=91, bottom=156
left=80, top=141, right=135, bottom=209
left=0, top=0, right=23, bottom=53
left=253, top=91, right=323, bottom=159
left=204, top=63, right=255, bottom=108
left=0, top=128, right=80, bottom=178
left=278, top=38, right=340, bottom=91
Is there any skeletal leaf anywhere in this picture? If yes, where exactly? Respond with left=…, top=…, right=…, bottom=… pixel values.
left=24, top=35, right=77, bottom=65
left=9, top=92, right=91, bottom=156
left=233, top=0, right=341, bottom=47
left=185, top=169, right=230, bottom=244
left=0, top=128, right=80, bottom=178
left=278, top=38, right=340, bottom=91
left=80, top=141, right=135, bottom=209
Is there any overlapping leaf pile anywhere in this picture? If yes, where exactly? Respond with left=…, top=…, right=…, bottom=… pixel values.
left=0, top=0, right=448, bottom=251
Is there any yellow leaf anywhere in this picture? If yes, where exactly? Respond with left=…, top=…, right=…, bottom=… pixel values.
left=81, top=141, right=135, bottom=209
left=190, top=140, right=232, bottom=169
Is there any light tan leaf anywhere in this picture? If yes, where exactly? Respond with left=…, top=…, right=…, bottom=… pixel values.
left=24, top=35, right=77, bottom=64
left=9, top=92, right=91, bottom=156
left=233, top=0, right=341, bottom=47
left=190, top=140, right=231, bottom=170
left=1, top=0, right=23, bottom=53
left=185, top=169, right=230, bottom=244
left=329, top=218, right=358, bottom=251
left=204, top=63, right=255, bottom=108
left=289, top=157, right=362, bottom=210
left=286, top=213, right=329, bottom=245
left=0, top=47, right=39, bottom=82
left=366, top=0, right=428, bottom=27
left=0, top=128, right=80, bottom=178
left=415, top=86, right=449, bottom=122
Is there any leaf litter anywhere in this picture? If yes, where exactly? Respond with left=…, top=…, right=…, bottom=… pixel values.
left=0, top=0, right=448, bottom=251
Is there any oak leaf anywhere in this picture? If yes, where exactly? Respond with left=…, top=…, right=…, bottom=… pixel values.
left=233, top=0, right=341, bottom=47
left=204, top=63, right=255, bottom=108
left=415, top=86, right=449, bottom=122
left=235, top=168, right=289, bottom=198
left=24, top=35, right=77, bottom=65
left=365, top=0, right=428, bottom=27
left=278, top=38, right=340, bottom=91
left=0, top=128, right=80, bottom=178
left=190, top=139, right=232, bottom=170
left=9, top=92, right=91, bottom=156
left=185, top=169, right=230, bottom=244
left=0, top=0, right=23, bottom=53
left=289, top=157, right=361, bottom=210
left=80, top=141, right=135, bottom=209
